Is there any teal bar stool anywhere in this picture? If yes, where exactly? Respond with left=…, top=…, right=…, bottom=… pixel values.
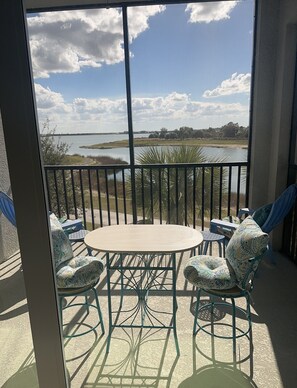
left=50, top=213, right=105, bottom=338
left=184, top=217, right=269, bottom=353
left=58, top=280, right=104, bottom=338
left=201, top=230, right=226, bottom=257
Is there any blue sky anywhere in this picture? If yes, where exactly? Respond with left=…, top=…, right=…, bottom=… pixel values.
left=27, top=1, right=254, bottom=134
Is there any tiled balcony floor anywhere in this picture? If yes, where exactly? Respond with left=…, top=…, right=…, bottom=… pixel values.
left=1, top=243, right=297, bottom=387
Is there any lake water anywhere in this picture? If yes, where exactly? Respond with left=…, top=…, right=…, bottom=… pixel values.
left=56, top=133, right=248, bottom=163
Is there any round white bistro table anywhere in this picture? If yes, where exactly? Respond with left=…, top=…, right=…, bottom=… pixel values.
left=85, top=224, right=203, bottom=354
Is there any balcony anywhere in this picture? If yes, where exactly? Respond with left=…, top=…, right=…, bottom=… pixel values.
left=1, top=160, right=297, bottom=386
left=1, top=0, right=297, bottom=386
left=1, top=238, right=297, bottom=387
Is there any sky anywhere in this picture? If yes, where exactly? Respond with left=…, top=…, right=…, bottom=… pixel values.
left=27, top=1, right=255, bottom=134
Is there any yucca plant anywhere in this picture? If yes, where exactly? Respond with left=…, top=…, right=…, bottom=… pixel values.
left=133, top=145, right=225, bottom=226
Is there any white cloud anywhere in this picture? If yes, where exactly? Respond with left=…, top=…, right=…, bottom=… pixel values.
left=34, top=83, right=71, bottom=112
left=185, top=1, right=237, bottom=23
left=203, top=73, right=251, bottom=98
left=34, top=84, right=248, bottom=132
left=27, top=6, right=165, bottom=78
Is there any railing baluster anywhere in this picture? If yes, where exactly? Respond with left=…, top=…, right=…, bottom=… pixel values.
left=236, top=165, right=241, bottom=215
left=61, top=170, right=69, bottom=219
left=228, top=166, right=232, bottom=216
left=167, top=168, right=170, bottom=224
left=141, top=167, right=145, bottom=223
left=150, top=168, right=153, bottom=223
left=113, top=169, right=119, bottom=224
left=79, top=169, right=87, bottom=228
left=210, top=166, right=214, bottom=221
left=96, top=169, right=103, bottom=228
left=45, top=169, right=52, bottom=212
left=193, top=167, right=196, bottom=229
left=184, top=167, right=188, bottom=226
left=70, top=170, right=78, bottom=219
left=122, top=169, right=127, bottom=224
left=88, top=170, right=95, bottom=229
left=175, top=168, right=179, bottom=224
left=219, top=166, right=223, bottom=220
left=158, top=168, right=162, bottom=224
left=202, top=167, right=205, bottom=230
left=105, top=169, right=111, bottom=225
left=53, top=170, right=61, bottom=217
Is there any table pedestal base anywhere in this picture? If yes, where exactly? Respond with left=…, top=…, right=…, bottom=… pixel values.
left=106, top=253, right=179, bottom=355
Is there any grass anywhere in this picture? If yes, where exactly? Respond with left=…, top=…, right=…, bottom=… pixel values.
left=80, top=138, right=248, bottom=150
left=62, top=154, right=127, bottom=165
left=81, top=189, right=245, bottom=229
left=63, top=154, right=96, bottom=165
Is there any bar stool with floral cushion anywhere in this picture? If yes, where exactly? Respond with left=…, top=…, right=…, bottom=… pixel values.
left=184, top=217, right=269, bottom=353
left=50, top=213, right=105, bottom=338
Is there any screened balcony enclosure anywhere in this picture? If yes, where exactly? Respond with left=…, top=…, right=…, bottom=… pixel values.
left=1, top=0, right=297, bottom=388
left=29, top=1, right=253, bottom=232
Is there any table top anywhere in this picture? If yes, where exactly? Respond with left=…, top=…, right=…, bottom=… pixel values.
left=84, top=224, right=203, bottom=254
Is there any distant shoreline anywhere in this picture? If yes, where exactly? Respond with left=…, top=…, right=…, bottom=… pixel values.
left=42, top=132, right=152, bottom=136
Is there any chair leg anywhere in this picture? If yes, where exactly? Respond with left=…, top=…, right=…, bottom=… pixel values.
left=58, top=296, right=63, bottom=324
left=58, top=283, right=105, bottom=338
left=92, top=287, right=105, bottom=335
left=245, top=292, right=252, bottom=331
left=193, top=288, right=201, bottom=335
left=203, top=241, right=209, bottom=255
left=85, top=295, right=90, bottom=315
left=231, top=298, right=236, bottom=354
left=218, top=241, right=222, bottom=257
left=119, top=254, right=125, bottom=309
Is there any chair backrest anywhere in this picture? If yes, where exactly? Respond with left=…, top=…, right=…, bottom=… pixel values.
left=225, top=217, right=269, bottom=288
left=260, top=184, right=297, bottom=234
left=0, top=191, right=16, bottom=227
left=50, top=213, right=73, bottom=269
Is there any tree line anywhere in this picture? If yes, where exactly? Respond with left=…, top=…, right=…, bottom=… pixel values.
left=148, top=122, right=248, bottom=140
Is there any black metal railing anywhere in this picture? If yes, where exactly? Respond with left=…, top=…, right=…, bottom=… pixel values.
left=44, top=161, right=248, bottom=230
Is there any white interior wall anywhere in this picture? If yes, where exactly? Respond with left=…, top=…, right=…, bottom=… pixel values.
left=250, top=0, right=297, bottom=249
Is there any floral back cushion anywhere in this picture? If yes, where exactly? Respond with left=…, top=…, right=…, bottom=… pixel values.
left=225, top=216, right=269, bottom=284
left=50, top=214, right=73, bottom=269
left=252, top=203, right=273, bottom=228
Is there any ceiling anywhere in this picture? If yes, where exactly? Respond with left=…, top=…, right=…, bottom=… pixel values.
left=24, top=0, right=215, bottom=12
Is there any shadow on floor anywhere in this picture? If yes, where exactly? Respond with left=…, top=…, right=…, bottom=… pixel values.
left=177, top=324, right=256, bottom=388
left=251, top=252, right=297, bottom=387
left=78, top=327, right=179, bottom=387
left=0, top=251, right=27, bottom=320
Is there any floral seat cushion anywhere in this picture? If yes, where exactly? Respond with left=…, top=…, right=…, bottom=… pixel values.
left=183, top=255, right=237, bottom=290
left=56, top=256, right=104, bottom=288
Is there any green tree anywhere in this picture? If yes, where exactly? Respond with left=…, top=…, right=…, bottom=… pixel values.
left=159, top=127, right=168, bottom=138
left=40, top=119, right=78, bottom=217
left=40, top=119, right=69, bottom=165
left=222, top=122, right=239, bottom=138
left=134, top=145, right=225, bottom=225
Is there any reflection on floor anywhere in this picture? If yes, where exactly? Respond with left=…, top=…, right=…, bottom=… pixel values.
left=1, top=243, right=297, bottom=387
